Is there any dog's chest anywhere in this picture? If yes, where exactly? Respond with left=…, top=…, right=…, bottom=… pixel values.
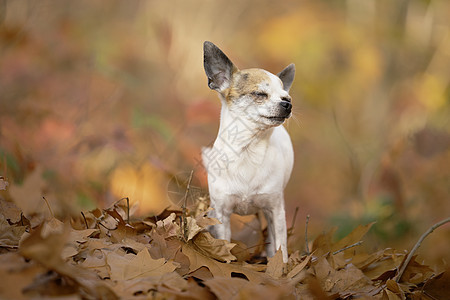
left=204, top=130, right=291, bottom=215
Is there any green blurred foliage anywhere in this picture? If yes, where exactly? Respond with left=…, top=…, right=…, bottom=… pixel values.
left=0, top=0, right=449, bottom=263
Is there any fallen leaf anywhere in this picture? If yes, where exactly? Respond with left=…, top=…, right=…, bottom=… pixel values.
left=156, top=212, right=180, bottom=238
left=331, top=222, right=375, bottom=254
left=266, top=248, right=284, bottom=279
left=0, top=214, right=26, bottom=248
left=106, top=247, right=179, bottom=281
left=9, top=167, right=48, bottom=219
left=182, top=243, right=270, bottom=283
left=0, top=177, right=9, bottom=190
left=204, top=277, right=292, bottom=300
left=287, top=253, right=313, bottom=279
left=191, top=231, right=236, bottom=262
left=422, top=268, right=450, bottom=300
left=185, top=216, right=204, bottom=241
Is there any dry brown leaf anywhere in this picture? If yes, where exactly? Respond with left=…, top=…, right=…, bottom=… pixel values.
left=0, top=214, right=26, bottom=248
left=9, top=167, right=49, bottom=219
left=182, top=243, right=271, bottom=283
left=312, top=227, right=337, bottom=256
left=0, top=197, right=22, bottom=223
left=204, top=277, right=292, bottom=300
left=106, top=247, right=179, bottom=281
left=191, top=231, right=236, bottom=262
left=313, top=255, right=377, bottom=298
left=156, top=212, right=180, bottom=238
left=0, top=252, right=46, bottom=300
left=422, top=268, right=450, bottom=299
left=19, top=225, right=118, bottom=299
left=79, top=249, right=110, bottom=279
left=108, top=271, right=188, bottom=298
left=185, top=216, right=204, bottom=240
left=266, top=248, right=285, bottom=279
left=287, top=253, right=312, bottom=279
left=195, top=212, right=220, bottom=228
left=363, top=249, right=406, bottom=280
left=332, top=222, right=375, bottom=254
left=0, top=177, right=9, bottom=190
left=230, top=239, right=252, bottom=262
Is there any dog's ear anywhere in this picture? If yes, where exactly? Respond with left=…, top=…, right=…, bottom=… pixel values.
left=277, top=63, right=295, bottom=91
left=203, top=41, right=237, bottom=92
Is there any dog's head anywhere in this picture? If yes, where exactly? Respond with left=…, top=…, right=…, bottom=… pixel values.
left=203, top=41, right=295, bottom=128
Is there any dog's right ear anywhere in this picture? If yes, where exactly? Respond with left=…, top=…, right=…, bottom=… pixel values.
left=203, top=41, right=237, bottom=92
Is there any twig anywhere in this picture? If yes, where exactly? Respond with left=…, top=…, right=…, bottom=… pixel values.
left=288, top=207, right=299, bottom=236
left=112, top=197, right=130, bottom=224
left=182, top=170, right=194, bottom=241
left=395, top=217, right=450, bottom=283
left=80, top=212, right=89, bottom=229
left=332, top=241, right=363, bottom=255
left=126, top=197, right=130, bottom=224
left=98, top=222, right=116, bottom=231
left=42, top=197, right=54, bottom=218
left=305, top=214, right=310, bottom=255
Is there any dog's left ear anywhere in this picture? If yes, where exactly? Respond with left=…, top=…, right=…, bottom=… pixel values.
left=277, top=63, right=295, bottom=91
left=203, top=41, right=238, bottom=92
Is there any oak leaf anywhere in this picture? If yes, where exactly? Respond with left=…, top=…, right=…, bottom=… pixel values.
left=106, top=247, right=179, bottom=281
left=266, top=248, right=285, bottom=279
left=191, top=231, right=236, bottom=262
left=182, top=242, right=270, bottom=283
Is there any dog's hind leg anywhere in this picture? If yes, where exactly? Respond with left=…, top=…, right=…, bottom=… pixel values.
left=207, top=203, right=232, bottom=241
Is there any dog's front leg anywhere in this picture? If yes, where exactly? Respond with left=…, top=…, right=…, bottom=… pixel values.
left=264, top=201, right=288, bottom=263
left=207, top=201, right=232, bottom=241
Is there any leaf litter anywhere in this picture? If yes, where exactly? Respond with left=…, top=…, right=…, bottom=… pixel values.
left=0, top=177, right=449, bottom=299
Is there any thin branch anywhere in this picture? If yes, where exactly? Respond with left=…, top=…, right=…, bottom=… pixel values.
left=305, top=214, right=311, bottom=255
left=80, top=212, right=89, bottom=229
left=42, top=196, right=54, bottom=218
left=126, top=197, right=130, bottom=224
left=395, top=217, right=450, bottom=283
left=332, top=241, right=363, bottom=255
left=288, top=207, right=299, bottom=236
left=181, top=170, right=194, bottom=241
left=98, top=222, right=116, bottom=231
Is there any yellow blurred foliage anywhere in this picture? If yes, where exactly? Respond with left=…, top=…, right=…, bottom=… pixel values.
left=109, top=162, right=170, bottom=216
left=418, top=74, right=447, bottom=111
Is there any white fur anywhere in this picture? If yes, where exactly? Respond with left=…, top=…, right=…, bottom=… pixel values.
left=202, top=70, right=294, bottom=263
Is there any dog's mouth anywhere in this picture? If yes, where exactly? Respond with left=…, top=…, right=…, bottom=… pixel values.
left=261, top=115, right=290, bottom=122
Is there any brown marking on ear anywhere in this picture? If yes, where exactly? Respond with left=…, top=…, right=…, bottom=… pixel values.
left=224, top=69, right=271, bottom=104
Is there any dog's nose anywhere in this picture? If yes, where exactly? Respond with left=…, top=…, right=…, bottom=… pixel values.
left=280, top=101, right=292, bottom=112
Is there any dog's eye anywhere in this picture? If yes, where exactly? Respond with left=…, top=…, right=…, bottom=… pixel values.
left=251, top=92, right=268, bottom=98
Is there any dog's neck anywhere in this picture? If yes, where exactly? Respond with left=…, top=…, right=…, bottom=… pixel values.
left=216, top=97, right=274, bottom=155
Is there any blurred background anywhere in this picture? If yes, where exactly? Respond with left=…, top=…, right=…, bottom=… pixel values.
left=1, top=0, right=449, bottom=267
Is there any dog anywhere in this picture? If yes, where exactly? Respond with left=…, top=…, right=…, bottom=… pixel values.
left=201, top=41, right=295, bottom=263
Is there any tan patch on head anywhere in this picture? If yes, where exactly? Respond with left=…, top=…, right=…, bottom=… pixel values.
left=225, top=69, right=272, bottom=103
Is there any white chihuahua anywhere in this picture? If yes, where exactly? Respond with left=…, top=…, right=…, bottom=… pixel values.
left=202, top=41, right=295, bottom=263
